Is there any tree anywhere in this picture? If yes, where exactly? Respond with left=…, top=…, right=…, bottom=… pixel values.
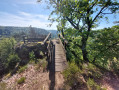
left=39, top=0, right=119, bottom=62
left=29, top=25, right=38, bottom=38
left=0, top=38, right=17, bottom=74
left=89, top=25, right=119, bottom=63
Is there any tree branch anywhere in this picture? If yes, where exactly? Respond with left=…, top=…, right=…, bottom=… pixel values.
left=77, top=19, right=80, bottom=28
left=66, top=17, right=79, bottom=30
left=92, top=6, right=106, bottom=24
left=90, top=0, right=98, bottom=9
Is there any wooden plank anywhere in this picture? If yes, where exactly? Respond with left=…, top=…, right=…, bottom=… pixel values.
left=52, top=39, right=67, bottom=72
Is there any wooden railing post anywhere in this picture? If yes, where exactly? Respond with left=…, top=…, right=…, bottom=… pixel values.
left=42, top=33, right=51, bottom=45
left=23, top=35, right=28, bottom=44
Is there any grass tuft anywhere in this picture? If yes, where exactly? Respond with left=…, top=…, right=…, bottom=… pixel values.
left=17, top=77, right=26, bottom=84
left=18, top=65, right=27, bottom=73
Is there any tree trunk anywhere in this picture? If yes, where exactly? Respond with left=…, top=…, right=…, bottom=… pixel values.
left=81, top=7, right=91, bottom=62
left=81, top=37, right=89, bottom=62
left=61, top=28, right=64, bottom=37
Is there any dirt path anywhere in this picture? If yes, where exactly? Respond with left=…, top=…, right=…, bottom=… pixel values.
left=55, top=72, right=64, bottom=90
left=1, top=63, right=65, bottom=90
left=97, top=72, right=119, bottom=90
left=2, top=64, right=50, bottom=90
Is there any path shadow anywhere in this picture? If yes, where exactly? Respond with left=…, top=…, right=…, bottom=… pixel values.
left=48, top=42, right=55, bottom=90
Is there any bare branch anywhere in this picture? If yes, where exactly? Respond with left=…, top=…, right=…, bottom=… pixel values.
left=66, top=17, right=79, bottom=30
left=92, top=6, right=106, bottom=24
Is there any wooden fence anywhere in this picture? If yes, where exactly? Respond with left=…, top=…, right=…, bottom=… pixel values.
left=23, top=35, right=47, bottom=43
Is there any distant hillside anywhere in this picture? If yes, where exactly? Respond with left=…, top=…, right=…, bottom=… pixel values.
left=0, top=26, right=49, bottom=37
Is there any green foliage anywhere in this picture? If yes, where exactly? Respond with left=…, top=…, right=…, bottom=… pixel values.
left=44, top=0, right=119, bottom=62
left=82, top=63, right=102, bottom=79
left=29, top=51, right=38, bottom=64
left=63, top=62, right=104, bottom=89
left=110, top=57, right=119, bottom=74
left=89, top=26, right=119, bottom=60
left=18, top=65, right=27, bottom=73
left=0, top=37, right=16, bottom=60
left=17, top=77, right=25, bottom=84
left=63, top=62, right=81, bottom=86
left=29, top=51, right=36, bottom=61
left=8, top=54, right=20, bottom=69
left=64, top=25, right=119, bottom=73
left=87, top=26, right=119, bottom=70
left=0, top=37, right=17, bottom=73
left=87, top=78, right=106, bottom=90
left=36, top=58, right=48, bottom=71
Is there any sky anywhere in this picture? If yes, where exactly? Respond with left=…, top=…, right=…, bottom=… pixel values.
left=0, top=0, right=57, bottom=30
left=0, top=0, right=119, bottom=30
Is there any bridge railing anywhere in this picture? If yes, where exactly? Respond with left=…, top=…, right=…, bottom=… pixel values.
left=42, top=33, right=51, bottom=45
left=23, top=35, right=46, bottom=43
left=58, top=33, right=68, bottom=54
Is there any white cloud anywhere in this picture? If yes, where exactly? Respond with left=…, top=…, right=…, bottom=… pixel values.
left=18, top=11, right=31, bottom=16
left=18, top=11, right=49, bottom=21
left=0, top=11, right=57, bottom=30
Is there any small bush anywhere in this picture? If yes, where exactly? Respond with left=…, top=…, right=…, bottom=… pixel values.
left=36, top=58, right=48, bottom=71
left=17, top=77, right=25, bottom=84
left=40, top=51, right=44, bottom=56
left=8, top=54, right=20, bottom=69
left=87, top=78, right=106, bottom=90
left=29, top=51, right=37, bottom=63
left=110, top=58, right=119, bottom=74
left=29, top=51, right=35, bottom=60
left=82, top=63, right=102, bottom=79
left=18, top=65, right=27, bottom=73
left=63, top=62, right=81, bottom=86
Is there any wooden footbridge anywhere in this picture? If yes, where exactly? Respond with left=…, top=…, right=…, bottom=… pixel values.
left=52, top=38, right=67, bottom=71
left=46, top=33, right=68, bottom=72
left=21, top=33, right=67, bottom=72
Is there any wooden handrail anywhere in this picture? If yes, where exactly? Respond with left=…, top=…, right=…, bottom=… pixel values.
left=42, top=33, right=51, bottom=45
left=59, top=33, right=68, bottom=44
left=58, top=33, right=68, bottom=55
left=59, top=38, right=66, bottom=55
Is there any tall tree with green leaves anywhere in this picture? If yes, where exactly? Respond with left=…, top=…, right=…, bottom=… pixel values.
left=38, top=0, right=119, bottom=62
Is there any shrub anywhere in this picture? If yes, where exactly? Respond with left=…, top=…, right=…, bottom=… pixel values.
left=0, top=38, right=16, bottom=61
left=0, top=37, right=16, bottom=74
left=29, top=51, right=37, bottom=63
left=110, top=58, right=119, bottom=74
left=87, top=78, right=106, bottom=90
left=63, top=62, right=81, bottom=86
left=82, top=63, right=102, bottom=79
left=17, top=77, right=25, bottom=84
left=29, top=51, right=35, bottom=60
left=36, top=58, right=48, bottom=71
left=8, top=54, right=20, bottom=69
left=18, top=65, right=27, bottom=73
